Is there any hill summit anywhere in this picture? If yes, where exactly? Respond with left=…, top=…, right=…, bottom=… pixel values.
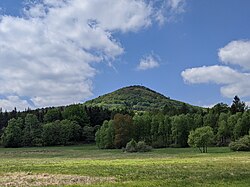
left=85, top=85, right=199, bottom=112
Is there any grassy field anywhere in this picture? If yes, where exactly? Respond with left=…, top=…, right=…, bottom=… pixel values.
left=0, top=145, right=249, bottom=186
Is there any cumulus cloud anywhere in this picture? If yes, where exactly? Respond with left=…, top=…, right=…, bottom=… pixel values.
left=0, top=0, right=176, bottom=110
left=218, top=40, right=250, bottom=70
left=181, top=65, right=244, bottom=84
left=182, top=40, right=250, bottom=99
left=137, top=54, right=160, bottom=70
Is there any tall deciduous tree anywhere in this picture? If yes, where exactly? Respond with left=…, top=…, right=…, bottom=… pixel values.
left=114, top=114, right=133, bottom=148
left=188, top=126, right=214, bottom=153
left=1, top=117, right=23, bottom=147
left=23, top=114, right=42, bottom=146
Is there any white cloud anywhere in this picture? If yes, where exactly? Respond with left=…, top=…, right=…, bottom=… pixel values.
left=0, top=0, right=173, bottom=111
left=181, top=65, right=244, bottom=84
left=182, top=40, right=250, bottom=99
left=0, top=0, right=187, bottom=111
left=0, top=96, right=31, bottom=111
left=218, top=40, right=250, bottom=70
left=137, top=54, right=160, bottom=70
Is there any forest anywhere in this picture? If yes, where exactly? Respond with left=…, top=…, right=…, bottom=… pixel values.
left=0, top=92, right=249, bottom=151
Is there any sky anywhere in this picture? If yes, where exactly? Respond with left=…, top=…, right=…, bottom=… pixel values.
left=0, top=0, right=250, bottom=111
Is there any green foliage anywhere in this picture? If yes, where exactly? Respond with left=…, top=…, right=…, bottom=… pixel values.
left=95, top=120, right=115, bottom=149
left=1, top=118, right=23, bottom=147
left=229, top=135, right=250, bottom=151
left=137, top=140, right=152, bottom=152
left=85, top=85, right=200, bottom=112
left=133, top=113, right=152, bottom=143
left=42, top=120, right=82, bottom=146
left=230, top=96, right=246, bottom=114
left=82, top=125, right=95, bottom=143
left=62, top=104, right=89, bottom=127
left=125, top=139, right=137, bottom=152
left=171, top=114, right=192, bottom=147
left=44, top=108, right=62, bottom=123
left=125, top=139, right=152, bottom=153
left=23, top=114, right=42, bottom=146
left=188, top=126, right=214, bottom=153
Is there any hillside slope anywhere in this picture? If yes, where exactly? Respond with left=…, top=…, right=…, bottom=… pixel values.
left=85, top=85, right=200, bottom=112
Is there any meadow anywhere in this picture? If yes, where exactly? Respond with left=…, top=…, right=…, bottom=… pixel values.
left=0, top=145, right=249, bottom=187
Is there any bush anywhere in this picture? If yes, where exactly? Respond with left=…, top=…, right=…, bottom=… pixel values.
left=137, top=141, right=152, bottom=152
left=125, top=139, right=137, bottom=152
left=229, top=135, right=250, bottom=151
left=125, top=139, right=152, bottom=153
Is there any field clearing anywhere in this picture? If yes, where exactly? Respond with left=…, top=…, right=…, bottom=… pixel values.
left=0, top=145, right=249, bottom=186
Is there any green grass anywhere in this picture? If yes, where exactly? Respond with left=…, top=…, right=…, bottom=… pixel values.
left=0, top=145, right=249, bottom=186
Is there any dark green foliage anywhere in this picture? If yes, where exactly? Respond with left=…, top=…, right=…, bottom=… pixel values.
left=133, top=113, right=152, bottom=143
left=1, top=118, right=23, bottom=147
left=62, top=104, right=89, bottom=127
left=230, top=96, right=246, bottom=114
left=83, top=125, right=95, bottom=143
left=212, top=103, right=230, bottom=114
left=23, top=114, right=42, bottom=146
left=85, top=106, right=111, bottom=126
left=171, top=114, right=192, bottom=147
left=42, top=120, right=82, bottom=146
left=125, top=139, right=137, bottom=152
left=44, top=108, right=62, bottom=123
left=229, top=134, right=250, bottom=151
left=188, top=126, right=214, bottom=153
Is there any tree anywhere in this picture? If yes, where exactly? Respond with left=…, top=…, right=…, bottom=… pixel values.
left=230, top=96, right=245, bottom=114
left=44, top=108, right=62, bottom=123
left=203, top=111, right=219, bottom=133
left=23, top=114, right=42, bottom=146
left=133, top=113, right=151, bottom=143
left=188, top=126, right=214, bottom=153
left=216, top=113, right=230, bottom=146
left=62, top=104, right=89, bottom=127
left=1, top=118, right=23, bottom=147
left=171, top=114, right=191, bottom=147
left=229, top=134, right=250, bottom=151
left=113, top=114, right=133, bottom=148
left=95, top=120, right=115, bottom=149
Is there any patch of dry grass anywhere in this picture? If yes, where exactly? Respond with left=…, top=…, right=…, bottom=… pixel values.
left=0, top=172, right=115, bottom=187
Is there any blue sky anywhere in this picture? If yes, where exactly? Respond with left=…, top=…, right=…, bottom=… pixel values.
left=0, top=0, right=250, bottom=111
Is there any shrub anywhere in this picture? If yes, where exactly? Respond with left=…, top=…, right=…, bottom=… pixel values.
left=229, top=135, right=250, bottom=151
left=125, top=139, right=137, bottom=152
left=125, top=139, right=152, bottom=153
left=137, top=141, right=152, bottom=152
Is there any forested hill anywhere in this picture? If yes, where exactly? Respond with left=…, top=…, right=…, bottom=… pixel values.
left=85, top=85, right=201, bottom=113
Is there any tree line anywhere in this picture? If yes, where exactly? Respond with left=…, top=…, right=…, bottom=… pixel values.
left=0, top=104, right=130, bottom=147
left=96, top=96, right=250, bottom=150
left=0, top=96, right=249, bottom=150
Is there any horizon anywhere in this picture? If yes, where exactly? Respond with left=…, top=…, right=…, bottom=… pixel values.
left=0, top=0, right=250, bottom=111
